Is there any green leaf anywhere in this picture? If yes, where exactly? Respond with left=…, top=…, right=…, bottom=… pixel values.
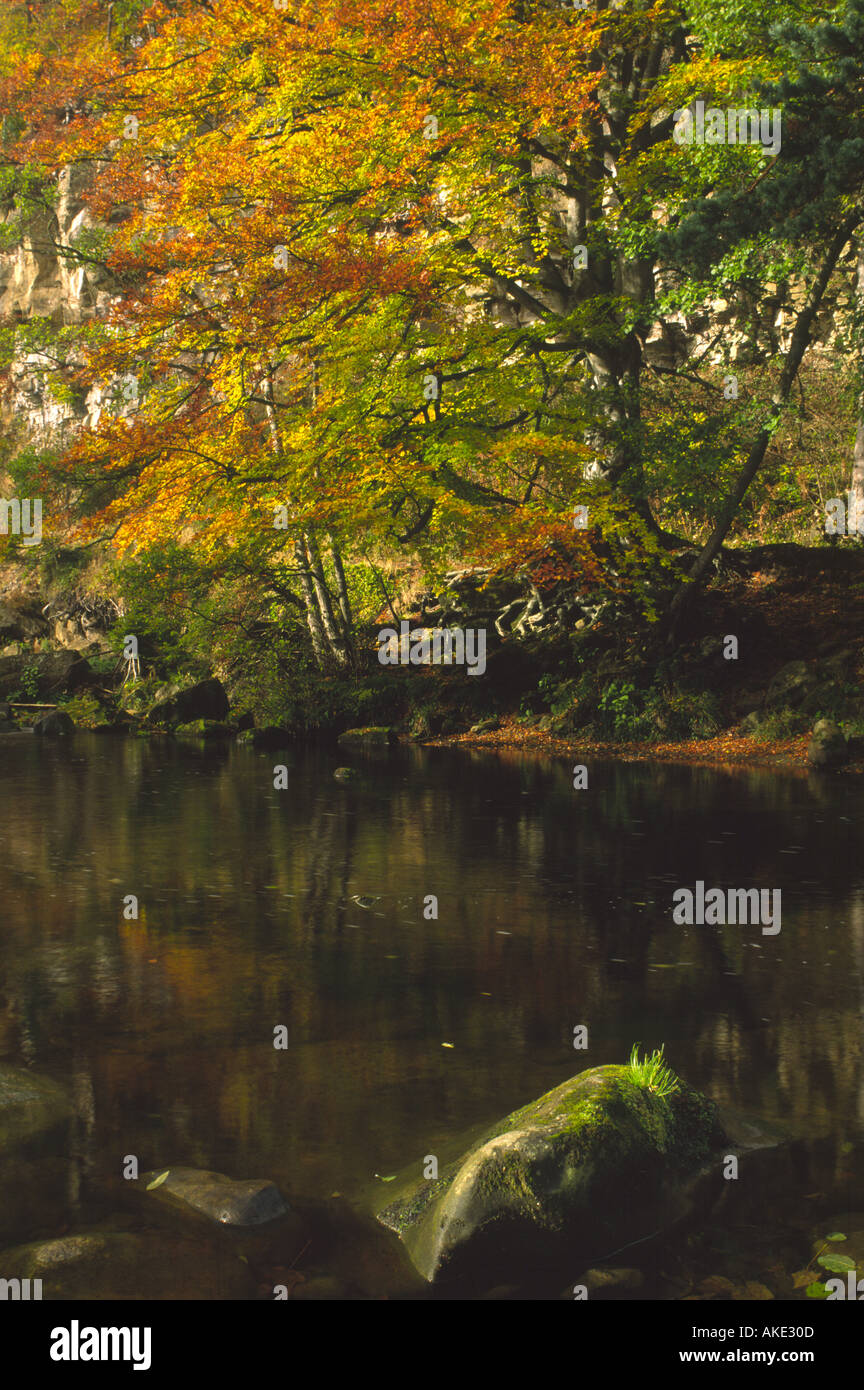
left=805, top=1281, right=830, bottom=1299
left=146, top=1169, right=170, bottom=1191
left=825, top=1232, right=847, bottom=1241
left=817, top=1253, right=855, bottom=1273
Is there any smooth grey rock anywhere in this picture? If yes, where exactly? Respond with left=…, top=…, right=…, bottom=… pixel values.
left=141, top=1167, right=290, bottom=1226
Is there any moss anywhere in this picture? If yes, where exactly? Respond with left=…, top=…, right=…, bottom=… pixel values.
left=377, top=1061, right=725, bottom=1275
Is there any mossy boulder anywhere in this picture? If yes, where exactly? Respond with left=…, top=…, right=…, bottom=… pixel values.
left=174, top=719, right=234, bottom=739
left=807, top=718, right=848, bottom=770
left=377, top=1064, right=724, bottom=1292
left=337, top=726, right=396, bottom=748
left=469, top=717, right=501, bottom=734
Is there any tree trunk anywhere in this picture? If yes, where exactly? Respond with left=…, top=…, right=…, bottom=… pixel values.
left=262, top=367, right=332, bottom=670
left=294, top=539, right=330, bottom=668
left=305, top=528, right=350, bottom=665
left=328, top=531, right=354, bottom=651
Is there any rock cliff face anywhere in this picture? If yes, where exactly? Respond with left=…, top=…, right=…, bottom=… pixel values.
left=0, top=162, right=119, bottom=442
left=0, top=162, right=854, bottom=445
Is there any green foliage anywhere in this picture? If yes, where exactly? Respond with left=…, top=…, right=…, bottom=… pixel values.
left=597, top=680, right=643, bottom=736
left=58, top=689, right=108, bottom=727
left=592, top=680, right=721, bottom=740
left=803, top=1231, right=850, bottom=1297
left=687, top=0, right=841, bottom=57
left=19, top=661, right=40, bottom=701
left=817, top=1251, right=856, bottom=1273
left=626, top=1044, right=680, bottom=1099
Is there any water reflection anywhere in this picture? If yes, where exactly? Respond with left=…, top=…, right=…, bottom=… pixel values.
left=0, top=733, right=862, bottom=1239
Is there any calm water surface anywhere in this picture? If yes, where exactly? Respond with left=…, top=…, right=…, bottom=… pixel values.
left=1, top=733, right=862, bottom=1245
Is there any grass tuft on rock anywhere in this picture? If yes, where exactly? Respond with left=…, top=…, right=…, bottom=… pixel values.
left=626, top=1043, right=680, bottom=1099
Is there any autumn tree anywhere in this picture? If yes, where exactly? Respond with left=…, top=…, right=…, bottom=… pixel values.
left=2, top=0, right=857, bottom=675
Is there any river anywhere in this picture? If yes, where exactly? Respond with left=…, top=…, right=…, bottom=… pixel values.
left=1, top=732, right=862, bottom=1292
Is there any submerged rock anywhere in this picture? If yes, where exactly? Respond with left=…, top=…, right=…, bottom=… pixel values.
left=576, top=1266, right=645, bottom=1298
left=0, top=1067, right=75, bottom=1244
left=0, top=1231, right=255, bottom=1300
left=267, top=1196, right=427, bottom=1301
left=0, top=1064, right=72, bottom=1151
left=807, top=718, right=848, bottom=770
left=140, top=1167, right=290, bottom=1227
left=377, top=1063, right=724, bottom=1292
left=0, top=1155, right=71, bottom=1247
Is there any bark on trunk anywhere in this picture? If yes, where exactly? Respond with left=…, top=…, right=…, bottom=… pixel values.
left=305, top=528, right=350, bottom=665
left=328, top=531, right=354, bottom=648
left=262, top=367, right=334, bottom=669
